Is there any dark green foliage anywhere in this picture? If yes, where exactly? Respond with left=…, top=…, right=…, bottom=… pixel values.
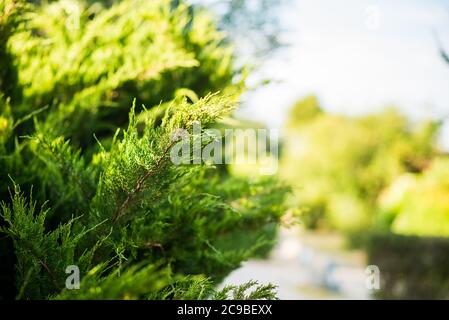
left=154, top=277, right=277, bottom=300
left=0, top=0, right=25, bottom=102
left=54, top=262, right=172, bottom=299
left=366, top=233, right=449, bottom=299
left=0, top=0, right=288, bottom=300
left=0, top=186, right=98, bottom=299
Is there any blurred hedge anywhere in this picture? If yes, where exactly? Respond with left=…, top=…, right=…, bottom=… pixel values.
left=282, top=95, right=440, bottom=233
left=367, top=233, right=449, bottom=299
left=378, top=157, right=449, bottom=237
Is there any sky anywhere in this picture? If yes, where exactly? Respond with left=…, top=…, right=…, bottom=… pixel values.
left=236, top=0, right=449, bottom=148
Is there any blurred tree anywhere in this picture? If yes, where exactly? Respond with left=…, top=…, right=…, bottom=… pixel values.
left=197, top=0, right=289, bottom=58
left=380, top=157, right=449, bottom=237
left=286, top=95, right=323, bottom=127
left=282, top=96, right=440, bottom=233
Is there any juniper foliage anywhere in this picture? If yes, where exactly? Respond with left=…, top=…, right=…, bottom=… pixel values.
left=0, top=0, right=288, bottom=300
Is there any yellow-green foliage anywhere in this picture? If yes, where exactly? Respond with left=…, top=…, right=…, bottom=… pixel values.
left=9, top=0, right=237, bottom=146
left=282, top=95, right=439, bottom=232
left=286, top=95, right=322, bottom=128
left=382, top=158, right=449, bottom=237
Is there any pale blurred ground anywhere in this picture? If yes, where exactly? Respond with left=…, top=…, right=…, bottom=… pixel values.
left=222, top=228, right=371, bottom=299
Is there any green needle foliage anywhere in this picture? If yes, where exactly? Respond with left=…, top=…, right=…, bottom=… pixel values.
left=0, top=0, right=289, bottom=300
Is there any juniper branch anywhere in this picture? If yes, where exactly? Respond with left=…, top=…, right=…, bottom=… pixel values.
left=35, top=135, right=92, bottom=203
left=112, top=139, right=177, bottom=222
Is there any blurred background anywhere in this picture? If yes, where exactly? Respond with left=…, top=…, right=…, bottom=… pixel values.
left=201, top=0, right=449, bottom=299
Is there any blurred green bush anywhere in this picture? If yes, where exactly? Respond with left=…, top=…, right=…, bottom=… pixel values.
left=379, top=158, right=449, bottom=237
left=282, top=95, right=444, bottom=235
left=284, top=96, right=449, bottom=298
